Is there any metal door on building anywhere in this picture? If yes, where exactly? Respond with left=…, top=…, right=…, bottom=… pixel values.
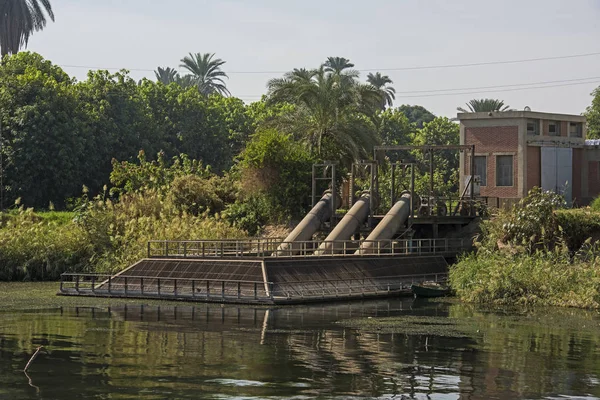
left=541, top=147, right=572, bottom=204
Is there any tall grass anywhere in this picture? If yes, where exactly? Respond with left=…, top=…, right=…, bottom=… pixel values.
left=0, top=209, right=91, bottom=281
left=450, top=188, right=600, bottom=309
left=0, top=192, right=247, bottom=281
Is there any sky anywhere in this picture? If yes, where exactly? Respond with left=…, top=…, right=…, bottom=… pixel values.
left=26, top=0, right=600, bottom=118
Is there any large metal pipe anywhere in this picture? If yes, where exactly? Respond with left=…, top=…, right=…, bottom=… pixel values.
left=355, top=192, right=411, bottom=255
left=313, top=192, right=374, bottom=256
left=275, top=191, right=339, bottom=256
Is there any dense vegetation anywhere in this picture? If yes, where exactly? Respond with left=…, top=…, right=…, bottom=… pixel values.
left=0, top=52, right=459, bottom=211
left=450, top=188, right=600, bottom=308
left=0, top=52, right=457, bottom=280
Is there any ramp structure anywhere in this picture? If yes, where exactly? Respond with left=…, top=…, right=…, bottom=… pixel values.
left=58, top=149, right=482, bottom=305
left=59, top=237, right=466, bottom=305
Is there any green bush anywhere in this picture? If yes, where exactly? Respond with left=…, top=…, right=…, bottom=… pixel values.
left=450, top=250, right=600, bottom=308
left=238, top=129, right=314, bottom=220
left=0, top=209, right=92, bottom=281
left=76, top=189, right=247, bottom=274
left=450, top=188, right=600, bottom=309
left=223, top=195, right=273, bottom=236
left=590, top=195, right=600, bottom=212
left=169, top=175, right=224, bottom=216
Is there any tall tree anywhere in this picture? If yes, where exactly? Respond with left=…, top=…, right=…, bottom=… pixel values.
left=397, top=104, right=435, bottom=128
left=154, top=67, right=179, bottom=85
left=367, top=72, right=395, bottom=108
left=457, top=99, right=511, bottom=113
left=323, top=56, right=355, bottom=75
left=0, top=0, right=55, bottom=57
left=179, top=52, right=230, bottom=96
left=267, top=65, right=379, bottom=166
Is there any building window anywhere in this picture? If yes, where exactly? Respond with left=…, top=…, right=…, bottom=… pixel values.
left=474, top=156, right=487, bottom=186
left=496, top=155, right=513, bottom=187
left=527, top=119, right=539, bottom=135
left=548, top=121, right=560, bottom=136
left=570, top=122, right=583, bottom=138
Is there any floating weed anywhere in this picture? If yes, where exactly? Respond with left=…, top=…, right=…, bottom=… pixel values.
left=338, top=315, right=476, bottom=338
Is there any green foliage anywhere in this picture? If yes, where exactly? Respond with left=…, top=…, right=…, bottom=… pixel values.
left=109, top=151, right=210, bottom=196
left=475, top=188, right=569, bottom=253
left=366, top=72, right=396, bottom=109
left=397, top=104, right=435, bottom=128
left=457, top=98, right=511, bottom=113
left=0, top=53, right=248, bottom=208
left=236, top=129, right=314, bottom=220
left=585, top=86, right=600, bottom=139
left=223, top=195, right=273, bottom=236
left=450, top=188, right=600, bottom=308
left=450, top=250, right=600, bottom=308
left=266, top=59, right=381, bottom=167
left=0, top=208, right=92, bottom=281
left=169, top=175, right=224, bottom=216
left=76, top=190, right=246, bottom=274
left=411, top=117, right=460, bottom=197
left=179, top=52, right=230, bottom=96
left=0, top=0, right=54, bottom=57
left=377, top=108, right=414, bottom=146
left=0, top=52, right=87, bottom=208
left=590, top=194, right=600, bottom=211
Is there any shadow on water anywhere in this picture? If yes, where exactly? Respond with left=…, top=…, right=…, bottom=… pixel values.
left=1, top=296, right=600, bottom=399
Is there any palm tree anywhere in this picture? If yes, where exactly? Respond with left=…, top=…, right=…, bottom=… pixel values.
left=0, top=0, right=55, bottom=57
left=457, top=99, right=511, bottom=113
left=367, top=72, right=396, bottom=109
left=266, top=68, right=316, bottom=103
left=267, top=65, right=379, bottom=165
left=323, top=56, right=354, bottom=74
left=175, top=74, right=195, bottom=89
left=154, top=67, right=179, bottom=85
left=179, top=52, right=230, bottom=96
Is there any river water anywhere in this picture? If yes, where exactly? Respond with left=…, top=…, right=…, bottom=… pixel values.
left=1, top=297, right=600, bottom=399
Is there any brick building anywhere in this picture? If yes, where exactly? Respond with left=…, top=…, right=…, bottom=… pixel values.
left=458, top=110, right=596, bottom=207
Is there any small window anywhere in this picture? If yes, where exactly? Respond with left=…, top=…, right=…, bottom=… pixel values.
left=527, top=120, right=539, bottom=135
left=570, top=122, right=582, bottom=138
left=496, top=155, right=513, bottom=187
left=548, top=121, right=560, bottom=136
left=474, top=156, right=487, bottom=186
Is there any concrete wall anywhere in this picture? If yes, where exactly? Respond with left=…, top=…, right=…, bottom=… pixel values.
left=462, top=124, right=520, bottom=199
left=459, top=111, right=587, bottom=204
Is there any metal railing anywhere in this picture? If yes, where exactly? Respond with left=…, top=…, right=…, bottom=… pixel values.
left=60, top=271, right=447, bottom=302
left=60, top=273, right=273, bottom=302
left=272, top=272, right=447, bottom=298
left=147, top=237, right=469, bottom=259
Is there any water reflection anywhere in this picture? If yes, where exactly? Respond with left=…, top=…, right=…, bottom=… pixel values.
left=0, top=299, right=599, bottom=399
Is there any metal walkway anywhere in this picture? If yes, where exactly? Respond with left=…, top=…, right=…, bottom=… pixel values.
left=59, top=238, right=467, bottom=304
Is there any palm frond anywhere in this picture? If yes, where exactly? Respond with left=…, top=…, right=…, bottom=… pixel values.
left=457, top=98, right=511, bottom=113
left=179, top=52, right=230, bottom=96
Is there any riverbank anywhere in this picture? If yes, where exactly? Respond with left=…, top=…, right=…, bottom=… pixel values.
left=450, top=189, right=600, bottom=309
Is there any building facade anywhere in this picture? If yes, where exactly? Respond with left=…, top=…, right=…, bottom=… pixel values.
left=458, top=110, right=593, bottom=206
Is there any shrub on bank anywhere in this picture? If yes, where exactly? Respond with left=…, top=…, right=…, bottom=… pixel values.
left=450, top=188, right=600, bottom=308
left=450, top=250, right=600, bottom=308
left=0, top=209, right=92, bottom=281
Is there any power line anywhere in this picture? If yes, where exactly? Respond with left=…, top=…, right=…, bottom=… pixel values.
left=395, top=80, right=600, bottom=98
left=363, top=51, right=600, bottom=72
left=59, top=50, right=600, bottom=75
left=394, top=76, right=600, bottom=94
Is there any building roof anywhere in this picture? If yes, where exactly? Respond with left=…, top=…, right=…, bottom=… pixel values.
left=457, top=110, right=586, bottom=122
